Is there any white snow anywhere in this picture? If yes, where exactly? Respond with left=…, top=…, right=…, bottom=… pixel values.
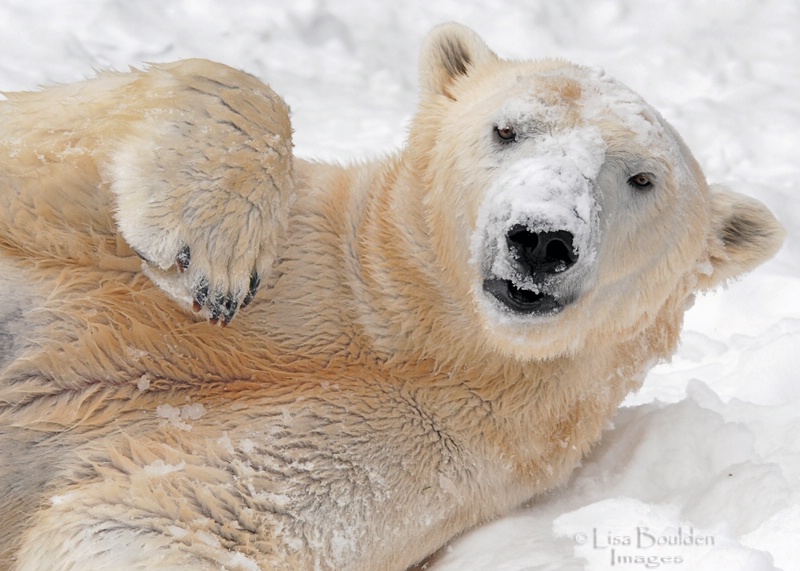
left=180, top=403, right=207, bottom=420
left=217, top=432, right=235, bottom=455
left=49, top=493, right=76, bottom=507
left=136, top=374, right=151, bottom=391
left=166, top=525, right=189, bottom=540
left=195, top=530, right=222, bottom=549
left=155, top=402, right=206, bottom=431
left=2, top=1, right=797, bottom=569
left=143, top=459, right=186, bottom=477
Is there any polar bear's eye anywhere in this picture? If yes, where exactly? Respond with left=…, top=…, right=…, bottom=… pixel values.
left=628, top=173, right=654, bottom=191
left=494, top=126, right=517, bottom=143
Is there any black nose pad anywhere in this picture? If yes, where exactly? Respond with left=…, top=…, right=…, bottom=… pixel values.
left=507, top=225, right=578, bottom=276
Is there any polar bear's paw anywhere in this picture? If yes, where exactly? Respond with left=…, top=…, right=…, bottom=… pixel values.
left=131, top=218, right=272, bottom=327
left=107, top=61, right=294, bottom=325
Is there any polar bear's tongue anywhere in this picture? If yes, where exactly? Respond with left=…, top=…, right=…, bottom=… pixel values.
left=483, top=278, right=563, bottom=315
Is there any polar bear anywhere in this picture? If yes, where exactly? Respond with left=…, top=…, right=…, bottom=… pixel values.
left=0, top=23, right=784, bottom=571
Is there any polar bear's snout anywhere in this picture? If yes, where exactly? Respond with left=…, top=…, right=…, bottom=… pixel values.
left=481, top=222, right=582, bottom=316
left=506, top=225, right=578, bottom=277
left=471, top=157, right=600, bottom=318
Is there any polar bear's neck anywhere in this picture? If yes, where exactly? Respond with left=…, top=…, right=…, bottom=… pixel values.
left=274, top=155, right=460, bottom=364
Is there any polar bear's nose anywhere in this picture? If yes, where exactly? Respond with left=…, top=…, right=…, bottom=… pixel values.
left=507, top=225, right=578, bottom=277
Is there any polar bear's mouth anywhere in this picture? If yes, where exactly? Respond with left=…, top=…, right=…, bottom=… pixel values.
left=483, top=278, right=564, bottom=315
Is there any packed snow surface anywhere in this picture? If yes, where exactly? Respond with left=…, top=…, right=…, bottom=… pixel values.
left=1, top=1, right=798, bottom=569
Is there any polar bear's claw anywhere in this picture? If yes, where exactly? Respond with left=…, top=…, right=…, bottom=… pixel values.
left=191, top=278, right=210, bottom=313
left=190, top=276, right=244, bottom=326
left=175, top=245, right=191, bottom=274
left=204, top=292, right=239, bottom=327
left=241, top=272, right=261, bottom=309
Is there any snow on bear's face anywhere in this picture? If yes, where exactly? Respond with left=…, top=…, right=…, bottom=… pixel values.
left=411, top=24, right=784, bottom=360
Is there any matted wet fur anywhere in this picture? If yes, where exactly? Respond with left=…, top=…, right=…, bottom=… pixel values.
left=0, top=23, right=784, bottom=570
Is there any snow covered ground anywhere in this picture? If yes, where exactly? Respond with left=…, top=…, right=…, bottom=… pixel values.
left=1, top=0, right=798, bottom=569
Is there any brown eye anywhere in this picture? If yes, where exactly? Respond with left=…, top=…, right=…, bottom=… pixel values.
left=628, top=172, right=654, bottom=191
left=495, top=126, right=516, bottom=143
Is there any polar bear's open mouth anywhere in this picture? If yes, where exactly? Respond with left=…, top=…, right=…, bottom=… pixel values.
left=483, top=278, right=564, bottom=315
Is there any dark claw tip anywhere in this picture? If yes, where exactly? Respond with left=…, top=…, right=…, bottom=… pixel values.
left=241, top=272, right=261, bottom=309
left=176, top=246, right=191, bottom=273
left=220, top=296, right=239, bottom=325
left=208, top=292, right=225, bottom=322
left=193, top=279, right=210, bottom=312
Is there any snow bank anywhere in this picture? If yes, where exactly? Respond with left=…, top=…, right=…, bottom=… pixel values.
left=434, top=382, right=800, bottom=569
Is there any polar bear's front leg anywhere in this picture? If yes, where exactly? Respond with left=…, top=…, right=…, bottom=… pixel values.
left=108, top=61, right=293, bottom=325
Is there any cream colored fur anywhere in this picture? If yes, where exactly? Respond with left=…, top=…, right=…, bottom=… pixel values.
left=0, top=23, right=784, bottom=571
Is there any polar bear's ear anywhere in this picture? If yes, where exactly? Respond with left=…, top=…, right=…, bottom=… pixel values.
left=419, top=23, right=499, bottom=99
left=699, top=185, right=785, bottom=289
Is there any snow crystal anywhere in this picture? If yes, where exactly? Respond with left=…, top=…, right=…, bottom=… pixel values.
left=180, top=403, right=206, bottom=420
left=195, top=530, right=222, bottom=549
left=217, top=432, right=235, bottom=455
left=50, top=493, right=76, bottom=507
left=155, top=403, right=205, bottom=431
left=144, top=459, right=186, bottom=477
left=695, top=260, right=714, bottom=276
left=223, top=551, right=262, bottom=571
left=156, top=404, right=180, bottom=421
left=126, top=346, right=149, bottom=361
left=136, top=374, right=150, bottom=391
left=166, top=525, right=189, bottom=539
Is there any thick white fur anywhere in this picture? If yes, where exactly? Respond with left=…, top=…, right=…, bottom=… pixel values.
left=0, top=23, right=784, bottom=571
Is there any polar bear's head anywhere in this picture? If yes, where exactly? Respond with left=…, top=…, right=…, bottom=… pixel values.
left=408, top=24, right=784, bottom=360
